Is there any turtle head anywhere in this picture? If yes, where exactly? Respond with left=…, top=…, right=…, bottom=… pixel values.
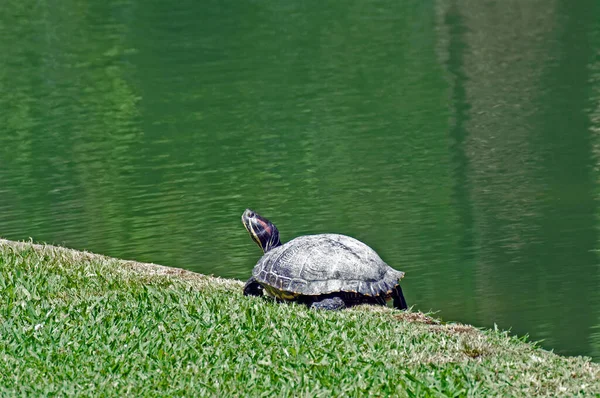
left=242, top=209, right=281, bottom=253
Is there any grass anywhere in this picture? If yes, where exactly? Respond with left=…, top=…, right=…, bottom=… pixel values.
left=0, top=239, right=599, bottom=397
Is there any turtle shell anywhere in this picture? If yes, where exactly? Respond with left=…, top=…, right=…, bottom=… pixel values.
left=252, top=234, right=404, bottom=298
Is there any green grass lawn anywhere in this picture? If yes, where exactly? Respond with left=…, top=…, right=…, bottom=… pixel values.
left=0, top=239, right=598, bottom=397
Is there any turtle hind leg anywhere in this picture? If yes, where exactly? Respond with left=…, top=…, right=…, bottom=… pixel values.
left=392, top=285, right=408, bottom=310
left=310, top=296, right=346, bottom=311
left=243, top=277, right=263, bottom=296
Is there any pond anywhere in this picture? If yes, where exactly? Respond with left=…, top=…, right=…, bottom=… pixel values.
left=1, top=0, right=599, bottom=361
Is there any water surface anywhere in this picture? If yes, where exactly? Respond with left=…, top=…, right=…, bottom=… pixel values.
left=1, top=0, right=600, bottom=360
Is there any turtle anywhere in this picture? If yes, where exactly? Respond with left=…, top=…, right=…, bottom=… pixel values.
left=242, top=209, right=408, bottom=310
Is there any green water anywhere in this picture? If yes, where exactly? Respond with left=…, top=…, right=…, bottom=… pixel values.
left=1, top=0, right=600, bottom=361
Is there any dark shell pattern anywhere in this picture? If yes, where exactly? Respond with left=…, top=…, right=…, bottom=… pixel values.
left=252, top=234, right=405, bottom=297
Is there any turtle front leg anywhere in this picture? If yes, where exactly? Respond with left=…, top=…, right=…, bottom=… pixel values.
left=311, top=296, right=346, bottom=310
left=243, top=277, right=263, bottom=296
left=392, top=285, right=408, bottom=310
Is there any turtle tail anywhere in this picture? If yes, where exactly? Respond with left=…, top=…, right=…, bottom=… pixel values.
left=392, top=285, right=408, bottom=310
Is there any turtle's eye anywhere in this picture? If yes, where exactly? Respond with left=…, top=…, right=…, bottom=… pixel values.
left=247, top=211, right=255, bottom=218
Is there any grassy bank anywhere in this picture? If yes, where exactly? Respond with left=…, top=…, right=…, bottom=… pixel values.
left=0, top=239, right=598, bottom=396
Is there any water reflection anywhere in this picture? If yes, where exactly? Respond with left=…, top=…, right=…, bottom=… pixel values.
left=442, top=0, right=600, bottom=359
left=0, top=0, right=599, bottom=361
